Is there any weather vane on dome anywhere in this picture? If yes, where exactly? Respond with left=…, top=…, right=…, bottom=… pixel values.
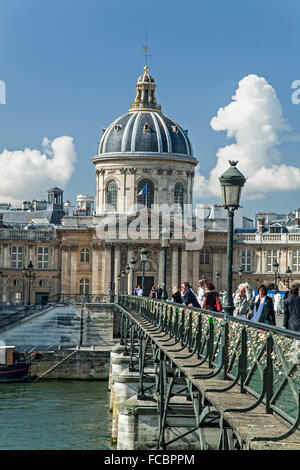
left=141, top=30, right=151, bottom=72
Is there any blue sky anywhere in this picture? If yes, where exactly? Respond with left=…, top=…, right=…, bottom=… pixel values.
left=0, top=0, right=299, bottom=219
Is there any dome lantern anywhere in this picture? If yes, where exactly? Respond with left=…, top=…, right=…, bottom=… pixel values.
left=129, top=66, right=161, bottom=112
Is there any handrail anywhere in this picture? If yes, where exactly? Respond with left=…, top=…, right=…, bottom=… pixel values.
left=117, top=294, right=300, bottom=440
left=0, top=303, right=48, bottom=330
left=47, top=293, right=112, bottom=304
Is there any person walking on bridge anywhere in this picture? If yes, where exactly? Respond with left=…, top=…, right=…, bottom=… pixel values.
left=283, top=285, right=300, bottom=332
left=234, top=283, right=251, bottom=319
left=274, top=289, right=283, bottom=317
left=202, top=281, right=222, bottom=312
left=181, top=282, right=200, bottom=308
left=249, top=284, right=276, bottom=326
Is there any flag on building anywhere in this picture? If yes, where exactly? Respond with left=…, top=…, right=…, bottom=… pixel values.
left=137, top=185, right=147, bottom=197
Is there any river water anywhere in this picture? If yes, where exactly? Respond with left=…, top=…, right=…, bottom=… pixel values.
left=0, top=381, right=113, bottom=450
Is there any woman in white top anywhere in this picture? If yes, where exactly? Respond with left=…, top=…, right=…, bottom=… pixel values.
left=197, top=279, right=205, bottom=304
left=274, top=289, right=282, bottom=316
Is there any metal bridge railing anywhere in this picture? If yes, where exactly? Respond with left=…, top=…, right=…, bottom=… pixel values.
left=48, top=293, right=113, bottom=304
left=118, top=294, right=300, bottom=442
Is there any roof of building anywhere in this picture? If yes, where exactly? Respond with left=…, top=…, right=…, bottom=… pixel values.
left=96, top=67, right=195, bottom=161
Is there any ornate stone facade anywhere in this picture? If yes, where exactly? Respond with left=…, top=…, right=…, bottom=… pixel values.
left=1, top=67, right=298, bottom=305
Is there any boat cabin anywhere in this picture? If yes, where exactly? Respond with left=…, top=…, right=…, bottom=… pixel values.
left=0, top=346, right=16, bottom=365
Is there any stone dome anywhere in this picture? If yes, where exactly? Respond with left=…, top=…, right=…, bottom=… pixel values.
left=96, top=66, right=195, bottom=161
left=98, top=111, right=193, bottom=156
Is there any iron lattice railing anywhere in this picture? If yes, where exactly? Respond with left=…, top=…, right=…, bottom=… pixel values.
left=118, top=294, right=300, bottom=441
left=48, top=293, right=112, bottom=304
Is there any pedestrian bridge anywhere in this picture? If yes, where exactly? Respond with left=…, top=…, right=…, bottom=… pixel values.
left=111, top=295, right=300, bottom=450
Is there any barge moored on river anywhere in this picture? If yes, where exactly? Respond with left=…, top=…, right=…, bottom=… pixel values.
left=0, top=346, right=42, bottom=383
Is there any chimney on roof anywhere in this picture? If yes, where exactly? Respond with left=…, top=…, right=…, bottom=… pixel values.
left=257, top=215, right=265, bottom=233
left=295, top=210, right=300, bottom=227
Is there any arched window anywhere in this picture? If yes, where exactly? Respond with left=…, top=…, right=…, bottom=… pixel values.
left=174, top=182, right=184, bottom=212
left=137, top=179, right=154, bottom=208
left=106, top=180, right=118, bottom=211
left=79, top=278, right=90, bottom=295
left=80, top=248, right=90, bottom=263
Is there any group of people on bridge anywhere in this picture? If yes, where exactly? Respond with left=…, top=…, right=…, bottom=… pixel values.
left=133, top=278, right=300, bottom=333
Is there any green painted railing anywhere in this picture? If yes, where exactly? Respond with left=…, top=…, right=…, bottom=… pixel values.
left=118, top=294, right=300, bottom=442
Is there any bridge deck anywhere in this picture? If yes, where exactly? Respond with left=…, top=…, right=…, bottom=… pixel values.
left=126, top=307, right=300, bottom=451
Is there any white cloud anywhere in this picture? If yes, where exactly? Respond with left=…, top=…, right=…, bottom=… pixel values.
left=0, top=136, right=76, bottom=204
left=194, top=74, right=300, bottom=201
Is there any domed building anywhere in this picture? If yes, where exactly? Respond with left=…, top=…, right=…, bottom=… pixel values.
left=57, top=67, right=228, bottom=299
left=93, top=66, right=197, bottom=214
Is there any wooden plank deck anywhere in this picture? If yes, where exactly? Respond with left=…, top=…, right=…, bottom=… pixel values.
left=125, top=308, right=300, bottom=450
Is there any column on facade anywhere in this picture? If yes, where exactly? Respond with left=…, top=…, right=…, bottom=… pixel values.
left=92, top=244, right=101, bottom=295
left=97, top=170, right=105, bottom=214
left=254, top=248, right=261, bottom=274
left=158, top=248, right=164, bottom=285
left=212, top=250, right=222, bottom=291
left=127, top=245, right=135, bottom=294
left=104, top=244, right=112, bottom=296
left=186, top=172, right=191, bottom=205
left=53, top=275, right=60, bottom=299
left=281, top=248, right=288, bottom=272
left=96, top=170, right=100, bottom=213
left=192, top=250, right=200, bottom=290
left=61, top=246, right=70, bottom=295
left=287, top=249, right=292, bottom=271
left=114, top=244, right=121, bottom=295
left=3, top=244, right=9, bottom=267
left=1, top=274, right=8, bottom=304
left=181, top=250, right=189, bottom=283
left=28, top=244, right=34, bottom=266
left=127, top=171, right=136, bottom=210
left=69, top=246, right=77, bottom=294
left=171, top=245, right=179, bottom=288
left=123, top=170, right=127, bottom=213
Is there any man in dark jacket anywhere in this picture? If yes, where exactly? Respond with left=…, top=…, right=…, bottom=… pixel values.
left=156, top=284, right=163, bottom=300
left=284, top=285, right=300, bottom=332
left=181, top=282, right=200, bottom=308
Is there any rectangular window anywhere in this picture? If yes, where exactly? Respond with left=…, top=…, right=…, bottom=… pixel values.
left=267, top=249, right=278, bottom=272
left=292, top=249, right=300, bottom=272
left=200, top=250, right=210, bottom=265
left=38, top=246, right=49, bottom=269
left=12, top=246, right=23, bottom=268
left=240, top=249, right=252, bottom=273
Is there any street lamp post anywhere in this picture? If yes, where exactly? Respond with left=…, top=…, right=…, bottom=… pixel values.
left=117, top=273, right=121, bottom=298
left=218, top=160, right=246, bottom=381
left=273, top=260, right=280, bottom=291
left=219, top=161, right=246, bottom=318
left=140, top=248, right=148, bottom=296
left=238, top=265, right=244, bottom=285
left=121, top=270, right=125, bottom=295
left=129, top=258, right=136, bottom=295
left=125, top=264, right=130, bottom=295
left=285, top=266, right=293, bottom=290
left=22, top=261, right=36, bottom=305
left=216, top=271, right=220, bottom=293
left=160, top=228, right=170, bottom=301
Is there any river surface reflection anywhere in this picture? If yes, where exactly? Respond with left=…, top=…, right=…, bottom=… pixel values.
left=0, top=380, right=112, bottom=450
